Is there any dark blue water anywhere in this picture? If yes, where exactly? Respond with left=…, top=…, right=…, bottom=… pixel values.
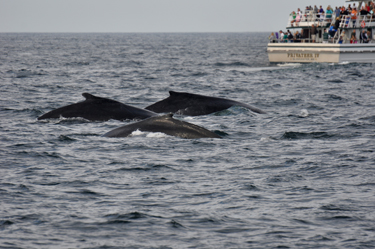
left=1, top=33, right=375, bottom=248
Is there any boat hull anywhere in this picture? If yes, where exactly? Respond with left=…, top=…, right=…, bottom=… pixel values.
left=267, top=43, right=375, bottom=63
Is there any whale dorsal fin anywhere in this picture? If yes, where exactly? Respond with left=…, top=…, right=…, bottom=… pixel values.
left=82, top=93, right=106, bottom=100
left=82, top=93, right=121, bottom=104
left=169, top=91, right=202, bottom=99
left=82, top=93, right=99, bottom=100
left=169, top=91, right=182, bottom=96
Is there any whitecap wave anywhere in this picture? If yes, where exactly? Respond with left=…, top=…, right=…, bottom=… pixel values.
left=130, top=129, right=170, bottom=138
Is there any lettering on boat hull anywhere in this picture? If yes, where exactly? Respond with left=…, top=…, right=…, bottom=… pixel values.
left=287, top=53, right=319, bottom=61
left=268, top=52, right=339, bottom=63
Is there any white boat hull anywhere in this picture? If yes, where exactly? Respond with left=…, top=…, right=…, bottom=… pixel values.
left=267, top=43, right=375, bottom=63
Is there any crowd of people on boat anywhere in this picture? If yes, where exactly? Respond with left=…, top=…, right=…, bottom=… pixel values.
left=289, top=2, right=375, bottom=27
left=338, top=29, right=372, bottom=43
left=269, top=26, right=372, bottom=44
left=269, top=1, right=375, bottom=44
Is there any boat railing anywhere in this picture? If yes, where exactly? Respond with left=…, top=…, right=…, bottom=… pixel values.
left=268, top=11, right=375, bottom=44
left=268, top=36, right=313, bottom=44
left=338, top=14, right=375, bottom=28
left=287, top=12, right=335, bottom=28
left=287, top=12, right=375, bottom=29
left=332, top=30, right=340, bottom=44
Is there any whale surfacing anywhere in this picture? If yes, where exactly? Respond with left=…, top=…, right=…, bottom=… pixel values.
left=38, top=93, right=157, bottom=121
left=104, top=114, right=221, bottom=139
left=145, top=91, right=266, bottom=116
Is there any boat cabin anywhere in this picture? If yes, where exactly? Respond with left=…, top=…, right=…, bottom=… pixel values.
left=267, top=0, right=375, bottom=63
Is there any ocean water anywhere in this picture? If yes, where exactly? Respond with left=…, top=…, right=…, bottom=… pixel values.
left=1, top=33, right=375, bottom=248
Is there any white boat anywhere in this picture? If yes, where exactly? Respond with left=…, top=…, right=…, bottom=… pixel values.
left=267, top=0, right=375, bottom=63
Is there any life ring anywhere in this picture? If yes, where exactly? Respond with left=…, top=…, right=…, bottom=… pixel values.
left=361, top=20, right=366, bottom=28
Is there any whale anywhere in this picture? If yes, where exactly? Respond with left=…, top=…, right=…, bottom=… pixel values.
left=38, top=93, right=157, bottom=121
left=145, top=91, right=266, bottom=116
left=104, top=114, right=221, bottom=139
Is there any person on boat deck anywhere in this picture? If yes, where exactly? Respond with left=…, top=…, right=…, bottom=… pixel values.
left=304, top=6, right=310, bottom=21
left=269, top=32, right=276, bottom=43
left=311, top=24, right=318, bottom=43
left=296, top=8, right=302, bottom=24
left=290, top=11, right=297, bottom=26
left=344, top=15, right=351, bottom=28
left=279, top=30, right=284, bottom=42
left=297, top=8, right=302, bottom=17
left=319, top=5, right=325, bottom=19
left=360, top=6, right=369, bottom=16
left=350, top=34, right=358, bottom=44
left=275, top=31, right=279, bottom=41
left=314, top=5, right=319, bottom=20
left=365, top=3, right=370, bottom=12
left=284, top=30, right=293, bottom=42
left=360, top=30, right=369, bottom=43
left=268, top=32, right=276, bottom=43
left=287, top=30, right=293, bottom=42
left=328, top=24, right=337, bottom=40
left=326, top=6, right=333, bottom=23
left=319, top=5, right=324, bottom=15
left=335, top=6, right=341, bottom=19
left=319, top=10, right=325, bottom=23
left=306, top=6, right=314, bottom=21
left=351, top=29, right=356, bottom=39
left=339, top=31, right=350, bottom=44
left=334, top=17, right=341, bottom=30
left=294, top=31, right=302, bottom=43
left=351, top=7, right=358, bottom=27
left=340, top=6, right=345, bottom=15
left=283, top=32, right=288, bottom=43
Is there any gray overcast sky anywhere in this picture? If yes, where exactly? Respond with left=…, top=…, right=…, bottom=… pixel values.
left=1, top=0, right=346, bottom=32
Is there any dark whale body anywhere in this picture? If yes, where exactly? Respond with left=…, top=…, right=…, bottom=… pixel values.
left=104, top=114, right=221, bottom=139
left=38, top=93, right=157, bottom=121
left=145, top=91, right=266, bottom=116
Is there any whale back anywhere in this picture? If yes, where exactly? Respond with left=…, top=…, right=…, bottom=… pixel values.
left=104, top=114, right=221, bottom=139
left=38, top=93, right=157, bottom=121
left=145, top=91, right=265, bottom=116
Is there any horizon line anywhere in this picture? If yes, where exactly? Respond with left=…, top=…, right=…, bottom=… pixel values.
left=0, top=31, right=272, bottom=34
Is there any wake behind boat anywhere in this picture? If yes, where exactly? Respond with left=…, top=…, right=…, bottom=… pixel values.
left=267, top=0, right=375, bottom=63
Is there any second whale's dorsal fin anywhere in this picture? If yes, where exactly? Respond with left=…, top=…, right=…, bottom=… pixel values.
left=169, top=91, right=183, bottom=97
left=81, top=93, right=124, bottom=105
left=82, top=93, right=100, bottom=100
left=169, top=91, right=201, bottom=99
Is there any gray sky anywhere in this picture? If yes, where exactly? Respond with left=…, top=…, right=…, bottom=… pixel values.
left=1, top=0, right=346, bottom=32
